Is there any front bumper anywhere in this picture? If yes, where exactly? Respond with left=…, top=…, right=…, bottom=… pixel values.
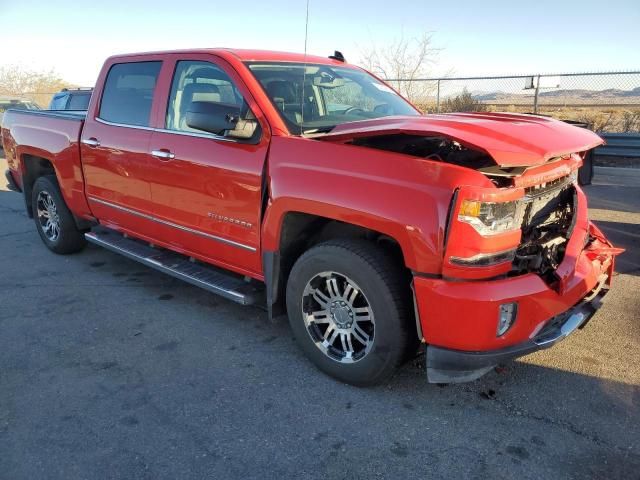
left=413, top=220, right=621, bottom=383
left=425, top=285, right=608, bottom=383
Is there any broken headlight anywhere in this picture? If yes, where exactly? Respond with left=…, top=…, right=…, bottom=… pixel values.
left=458, top=199, right=522, bottom=236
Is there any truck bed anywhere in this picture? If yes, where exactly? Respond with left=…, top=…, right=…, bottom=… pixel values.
left=1, top=108, right=89, bottom=217
left=5, top=109, right=87, bottom=121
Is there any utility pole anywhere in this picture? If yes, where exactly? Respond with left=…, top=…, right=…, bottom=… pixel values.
left=533, top=74, right=541, bottom=114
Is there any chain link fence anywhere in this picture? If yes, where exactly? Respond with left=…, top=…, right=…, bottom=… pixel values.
left=385, top=71, right=640, bottom=133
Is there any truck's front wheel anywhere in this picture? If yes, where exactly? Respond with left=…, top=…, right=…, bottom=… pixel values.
left=32, top=175, right=87, bottom=254
left=286, top=239, right=413, bottom=386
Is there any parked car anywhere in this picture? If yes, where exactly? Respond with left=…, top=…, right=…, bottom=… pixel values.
left=0, top=49, right=622, bottom=386
left=48, top=87, right=93, bottom=111
left=0, top=98, right=40, bottom=128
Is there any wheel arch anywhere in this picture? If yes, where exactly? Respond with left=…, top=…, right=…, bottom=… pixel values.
left=262, top=209, right=411, bottom=321
left=20, top=153, right=57, bottom=218
left=20, top=153, right=93, bottom=230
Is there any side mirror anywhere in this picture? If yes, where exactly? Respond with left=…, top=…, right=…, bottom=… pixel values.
left=186, top=101, right=240, bottom=135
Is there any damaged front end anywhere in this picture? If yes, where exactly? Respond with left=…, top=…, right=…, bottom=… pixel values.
left=317, top=112, right=619, bottom=283
left=350, top=136, right=586, bottom=280
left=512, top=173, right=578, bottom=281
left=441, top=153, right=616, bottom=284
left=318, top=113, right=624, bottom=382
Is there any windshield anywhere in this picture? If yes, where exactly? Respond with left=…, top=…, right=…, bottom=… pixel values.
left=247, top=62, right=419, bottom=134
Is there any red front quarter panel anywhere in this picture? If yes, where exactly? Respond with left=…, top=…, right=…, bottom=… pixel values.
left=262, top=136, right=494, bottom=274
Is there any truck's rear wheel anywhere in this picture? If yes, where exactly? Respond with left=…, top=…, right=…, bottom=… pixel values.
left=286, top=239, right=413, bottom=386
left=32, top=175, right=87, bottom=254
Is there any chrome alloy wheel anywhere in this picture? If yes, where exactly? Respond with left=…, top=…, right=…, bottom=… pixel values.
left=302, top=271, right=375, bottom=363
left=36, top=191, right=61, bottom=242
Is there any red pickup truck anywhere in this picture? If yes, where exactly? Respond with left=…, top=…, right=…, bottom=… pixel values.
left=1, top=49, right=621, bottom=385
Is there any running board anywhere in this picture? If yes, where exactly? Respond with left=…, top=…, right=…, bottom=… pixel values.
left=85, top=229, right=263, bottom=306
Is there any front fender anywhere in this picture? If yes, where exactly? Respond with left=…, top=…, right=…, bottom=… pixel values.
left=262, top=136, right=490, bottom=274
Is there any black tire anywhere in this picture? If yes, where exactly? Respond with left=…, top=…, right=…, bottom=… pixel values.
left=32, top=175, right=87, bottom=254
left=286, top=238, right=414, bottom=386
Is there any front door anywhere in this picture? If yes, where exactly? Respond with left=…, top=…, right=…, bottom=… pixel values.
left=146, top=58, right=268, bottom=277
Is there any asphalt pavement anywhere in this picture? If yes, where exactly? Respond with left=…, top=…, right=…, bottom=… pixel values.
left=0, top=157, right=638, bottom=480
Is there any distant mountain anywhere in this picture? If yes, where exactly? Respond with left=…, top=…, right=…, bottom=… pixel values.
left=462, top=87, right=640, bottom=103
left=472, top=91, right=503, bottom=101
left=538, top=88, right=640, bottom=98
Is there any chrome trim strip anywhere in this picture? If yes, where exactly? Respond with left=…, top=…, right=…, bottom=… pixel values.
left=88, top=197, right=257, bottom=252
left=94, top=117, right=238, bottom=143
left=449, top=248, right=516, bottom=267
left=534, top=311, right=586, bottom=347
left=95, top=117, right=156, bottom=132
left=154, top=126, right=238, bottom=143
left=523, top=174, right=573, bottom=201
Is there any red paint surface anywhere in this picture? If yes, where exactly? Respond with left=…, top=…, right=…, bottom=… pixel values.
left=320, top=112, right=604, bottom=167
left=415, top=221, right=616, bottom=351
left=1, top=48, right=619, bottom=354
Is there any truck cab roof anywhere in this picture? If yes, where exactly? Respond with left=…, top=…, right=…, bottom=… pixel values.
left=107, top=48, right=348, bottom=66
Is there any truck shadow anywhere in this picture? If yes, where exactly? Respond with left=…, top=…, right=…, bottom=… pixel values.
left=385, top=355, right=640, bottom=478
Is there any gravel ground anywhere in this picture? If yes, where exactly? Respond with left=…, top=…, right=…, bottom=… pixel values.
left=0, top=157, right=638, bottom=480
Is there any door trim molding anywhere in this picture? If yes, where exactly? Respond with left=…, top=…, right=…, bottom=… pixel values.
left=87, top=196, right=257, bottom=252
left=94, top=116, right=240, bottom=143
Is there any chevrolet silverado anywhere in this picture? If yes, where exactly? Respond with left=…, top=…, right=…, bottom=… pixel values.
left=1, top=49, right=622, bottom=385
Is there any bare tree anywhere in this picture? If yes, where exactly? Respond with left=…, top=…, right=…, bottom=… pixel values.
left=358, top=32, right=440, bottom=108
left=0, top=65, right=75, bottom=107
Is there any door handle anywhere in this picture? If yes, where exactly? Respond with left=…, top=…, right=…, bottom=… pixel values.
left=151, top=149, right=175, bottom=160
left=82, top=137, right=100, bottom=147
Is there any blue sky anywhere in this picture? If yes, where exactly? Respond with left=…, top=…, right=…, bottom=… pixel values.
left=1, top=0, right=639, bottom=85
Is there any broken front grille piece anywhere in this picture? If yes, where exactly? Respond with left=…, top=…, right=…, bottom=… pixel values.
left=513, top=175, right=576, bottom=281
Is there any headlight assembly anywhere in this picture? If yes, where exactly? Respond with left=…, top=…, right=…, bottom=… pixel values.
left=458, top=199, right=522, bottom=236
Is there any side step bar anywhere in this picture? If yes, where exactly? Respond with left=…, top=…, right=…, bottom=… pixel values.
left=85, top=229, right=263, bottom=306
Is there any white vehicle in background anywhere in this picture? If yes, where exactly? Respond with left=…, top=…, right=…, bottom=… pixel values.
left=0, top=98, right=41, bottom=155
left=0, top=97, right=41, bottom=132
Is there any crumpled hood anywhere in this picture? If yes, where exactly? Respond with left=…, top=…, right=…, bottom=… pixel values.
left=317, top=112, right=604, bottom=167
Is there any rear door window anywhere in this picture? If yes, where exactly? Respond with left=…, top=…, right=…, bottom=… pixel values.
left=99, top=61, right=161, bottom=126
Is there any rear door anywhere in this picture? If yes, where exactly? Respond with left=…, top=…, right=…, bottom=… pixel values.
left=80, top=58, right=163, bottom=239
left=146, top=55, right=269, bottom=277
